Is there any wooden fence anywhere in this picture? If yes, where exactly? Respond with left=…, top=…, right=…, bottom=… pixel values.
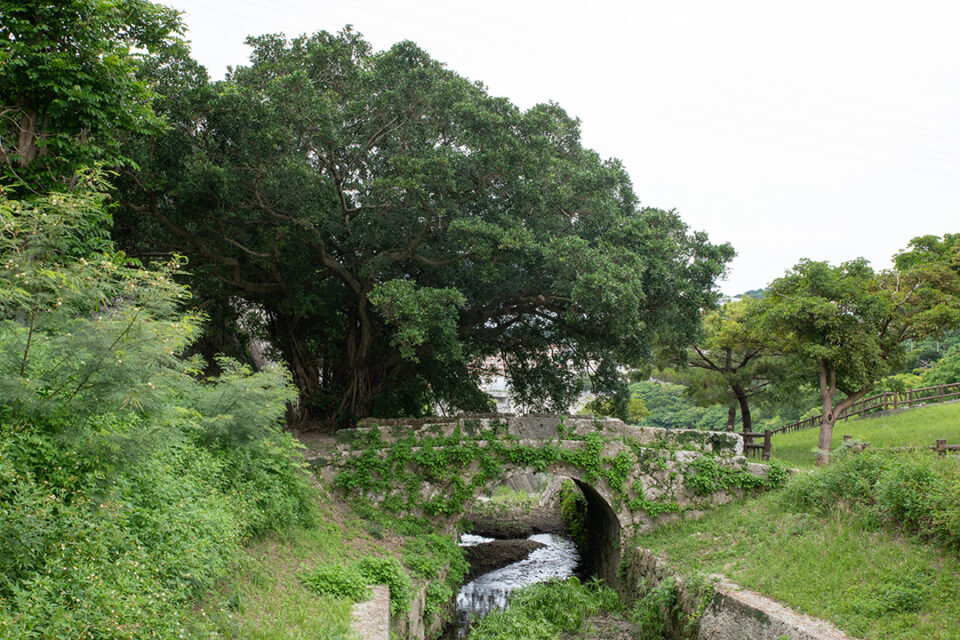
left=864, top=435, right=960, bottom=455
left=742, top=429, right=772, bottom=461
left=771, top=382, right=960, bottom=436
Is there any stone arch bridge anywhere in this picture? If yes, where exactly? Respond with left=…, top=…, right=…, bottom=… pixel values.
left=316, top=415, right=781, bottom=583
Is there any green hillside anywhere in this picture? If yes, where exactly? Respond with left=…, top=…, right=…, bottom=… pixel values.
left=770, top=402, right=960, bottom=468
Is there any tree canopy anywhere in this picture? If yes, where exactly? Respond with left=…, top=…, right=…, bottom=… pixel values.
left=117, top=29, right=734, bottom=425
left=753, top=248, right=960, bottom=464
left=669, top=300, right=783, bottom=432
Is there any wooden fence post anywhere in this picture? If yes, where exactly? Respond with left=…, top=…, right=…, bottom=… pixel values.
left=893, top=392, right=898, bottom=411
left=940, top=384, right=945, bottom=404
left=763, top=429, right=772, bottom=461
left=936, top=439, right=947, bottom=455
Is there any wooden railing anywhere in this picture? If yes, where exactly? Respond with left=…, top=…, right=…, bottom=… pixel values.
left=741, top=429, right=772, bottom=460
left=772, top=382, right=960, bottom=436
left=844, top=434, right=960, bottom=455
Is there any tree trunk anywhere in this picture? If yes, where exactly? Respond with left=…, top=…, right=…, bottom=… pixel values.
left=816, top=358, right=836, bottom=466
left=726, top=403, right=737, bottom=431
left=732, top=383, right=752, bottom=433
left=815, top=358, right=874, bottom=466
left=817, top=403, right=836, bottom=466
left=16, top=108, right=41, bottom=167
left=272, top=313, right=326, bottom=429
left=335, top=288, right=392, bottom=422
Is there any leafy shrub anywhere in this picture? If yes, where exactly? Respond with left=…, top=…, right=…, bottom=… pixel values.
left=401, top=533, right=469, bottom=624
left=302, top=556, right=413, bottom=617
left=357, top=556, right=413, bottom=617
left=781, top=450, right=960, bottom=551
left=469, top=577, right=622, bottom=640
left=780, top=453, right=885, bottom=514
left=0, top=186, right=316, bottom=637
left=299, top=563, right=370, bottom=602
left=630, top=577, right=676, bottom=638
left=402, top=534, right=468, bottom=583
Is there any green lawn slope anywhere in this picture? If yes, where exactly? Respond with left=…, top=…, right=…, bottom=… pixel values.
left=770, top=402, right=960, bottom=468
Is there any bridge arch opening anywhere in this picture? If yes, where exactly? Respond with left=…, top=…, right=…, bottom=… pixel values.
left=570, top=479, right=621, bottom=584
left=479, top=470, right=622, bottom=585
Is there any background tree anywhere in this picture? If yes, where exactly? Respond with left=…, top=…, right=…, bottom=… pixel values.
left=0, top=0, right=183, bottom=192
left=116, top=29, right=733, bottom=426
left=668, top=299, right=781, bottom=432
left=626, top=379, right=732, bottom=430
left=754, top=251, right=960, bottom=465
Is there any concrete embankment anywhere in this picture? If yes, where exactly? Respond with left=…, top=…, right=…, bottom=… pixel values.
left=621, top=547, right=860, bottom=640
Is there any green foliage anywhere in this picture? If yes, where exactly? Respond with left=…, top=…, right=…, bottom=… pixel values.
left=636, top=483, right=960, bottom=639
left=753, top=254, right=960, bottom=463
left=299, top=563, right=370, bottom=603
left=781, top=450, right=960, bottom=551
left=403, top=530, right=470, bottom=622
left=626, top=482, right=683, bottom=517
left=468, top=577, right=623, bottom=640
left=424, top=581, right=454, bottom=623
left=665, top=299, right=786, bottom=432
left=0, top=186, right=315, bottom=637
left=684, top=457, right=789, bottom=496
left=402, top=534, right=468, bottom=584
left=630, top=577, right=676, bottom=638
left=559, top=481, right=588, bottom=550
left=119, top=27, right=733, bottom=422
left=356, top=556, right=414, bottom=617
left=583, top=395, right=649, bottom=424
left=629, top=381, right=732, bottom=430
left=851, top=569, right=930, bottom=615
left=0, top=0, right=184, bottom=191
left=369, top=280, right=466, bottom=363
left=300, top=555, right=413, bottom=617
left=920, top=342, right=960, bottom=385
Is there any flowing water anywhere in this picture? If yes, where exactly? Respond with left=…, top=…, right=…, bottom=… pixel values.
left=446, top=533, right=581, bottom=638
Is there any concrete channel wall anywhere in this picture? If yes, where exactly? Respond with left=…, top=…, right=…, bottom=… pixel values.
left=351, top=577, right=452, bottom=640
left=621, top=547, right=861, bottom=640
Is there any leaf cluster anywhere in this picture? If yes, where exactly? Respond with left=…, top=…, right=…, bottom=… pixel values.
left=0, top=0, right=185, bottom=191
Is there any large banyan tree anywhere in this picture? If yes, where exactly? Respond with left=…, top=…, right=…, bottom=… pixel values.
left=117, top=28, right=733, bottom=426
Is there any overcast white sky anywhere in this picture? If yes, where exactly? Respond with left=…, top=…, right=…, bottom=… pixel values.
left=161, top=0, right=960, bottom=295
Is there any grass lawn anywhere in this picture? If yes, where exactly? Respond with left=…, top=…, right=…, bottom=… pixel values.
left=770, top=401, right=960, bottom=468
left=635, top=491, right=960, bottom=640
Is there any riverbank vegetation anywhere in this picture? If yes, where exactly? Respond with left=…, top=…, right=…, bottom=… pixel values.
left=468, top=577, right=625, bottom=640
left=0, top=186, right=316, bottom=638
left=635, top=448, right=960, bottom=639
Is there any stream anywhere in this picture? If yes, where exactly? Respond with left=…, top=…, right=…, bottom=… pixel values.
left=444, top=533, right=582, bottom=638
